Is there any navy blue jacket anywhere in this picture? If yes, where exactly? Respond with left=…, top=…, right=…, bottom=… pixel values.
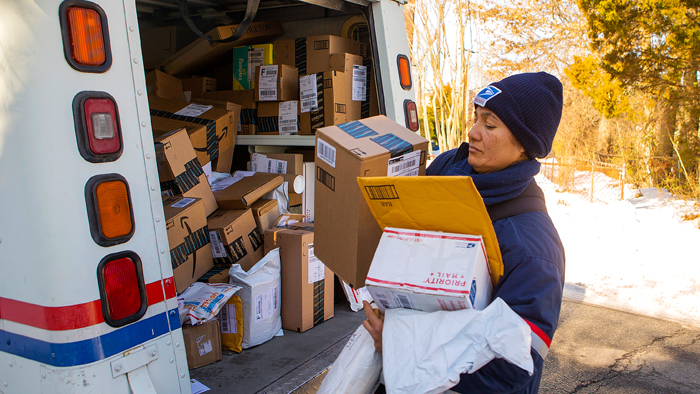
left=427, top=149, right=565, bottom=394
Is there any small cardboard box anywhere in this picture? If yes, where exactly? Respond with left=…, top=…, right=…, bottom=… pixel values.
left=141, top=26, right=198, bottom=70
left=299, top=71, right=347, bottom=135
left=154, top=128, right=218, bottom=216
left=146, top=70, right=185, bottom=102
left=191, top=98, right=242, bottom=174
left=182, top=319, right=222, bottom=369
left=264, top=223, right=334, bottom=332
left=163, top=196, right=214, bottom=293
left=365, top=228, right=494, bottom=312
left=255, top=64, right=299, bottom=102
left=152, top=118, right=210, bottom=167
left=255, top=101, right=300, bottom=135
left=275, top=213, right=306, bottom=227
left=182, top=77, right=217, bottom=99
left=211, top=172, right=284, bottom=210
left=273, top=38, right=308, bottom=74
left=202, top=90, right=257, bottom=131
left=233, top=44, right=274, bottom=90
left=329, top=53, right=364, bottom=122
left=149, top=96, right=236, bottom=167
left=314, top=116, right=429, bottom=288
left=267, top=153, right=304, bottom=175
left=275, top=36, right=365, bottom=75
left=162, top=20, right=283, bottom=76
left=207, top=209, right=264, bottom=271
left=250, top=199, right=280, bottom=235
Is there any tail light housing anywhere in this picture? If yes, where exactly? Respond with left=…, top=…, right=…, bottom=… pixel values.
left=73, top=92, right=123, bottom=162
left=85, top=174, right=135, bottom=246
left=404, top=99, right=420, bottom=131
left=59, top=1, right=112, bottom=72
left=397, top=55, right=412, bottom=90
left=98, top=252, right=147, bottom=327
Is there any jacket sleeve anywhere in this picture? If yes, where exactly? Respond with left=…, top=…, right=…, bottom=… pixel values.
left=426, top=148, right=458, bottom=175
left=450, top=250, right=564, bottom=393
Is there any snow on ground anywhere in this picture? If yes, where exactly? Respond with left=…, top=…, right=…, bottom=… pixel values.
left=536, top=171, right=700, bottom=325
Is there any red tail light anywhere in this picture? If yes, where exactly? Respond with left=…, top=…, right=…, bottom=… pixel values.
left=98, top=252, right=147, bottom=327
left=73, top=92, right=123, bottom=162
left=404, top=99, right=419, bottom=131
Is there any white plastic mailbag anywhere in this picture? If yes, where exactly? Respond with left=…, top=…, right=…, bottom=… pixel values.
left=178, top=282, right=242, bottom=326
left=382, top=298, right=533, bottom=394
left=316, top=324, right=382, bottom=394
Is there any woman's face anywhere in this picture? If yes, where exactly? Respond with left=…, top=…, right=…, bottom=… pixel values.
left=467, top=106, right=527, bottom=173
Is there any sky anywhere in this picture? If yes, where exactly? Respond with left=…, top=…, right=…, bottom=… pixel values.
left=536, top=171, right=700, bottom=326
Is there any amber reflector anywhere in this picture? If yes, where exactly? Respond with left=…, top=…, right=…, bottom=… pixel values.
left=398, top=55, right=412, bottom=90
left=67, top=7, right=106, bottom=66
left=95, top=180, right=132, bottom=239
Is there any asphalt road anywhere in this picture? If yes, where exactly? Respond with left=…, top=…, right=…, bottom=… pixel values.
left=540, top=300, right=700, bottom=393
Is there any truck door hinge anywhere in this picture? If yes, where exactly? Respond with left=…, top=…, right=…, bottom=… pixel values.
left=111, top=345, right=159, bottom=394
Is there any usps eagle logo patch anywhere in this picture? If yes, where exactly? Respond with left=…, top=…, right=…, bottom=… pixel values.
left=474, top=86, right=501, bottom=107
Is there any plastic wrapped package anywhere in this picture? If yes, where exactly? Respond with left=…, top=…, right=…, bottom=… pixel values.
left=229, top=248, right=283, bottom=349
left=178, top=282, right=242, bottom=326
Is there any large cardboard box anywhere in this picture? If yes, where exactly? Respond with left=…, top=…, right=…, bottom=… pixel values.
left=254, top=65, right=299, bottom=102
left=207, top=209, right=263, bottom=271
left=182, top=319, right=222, bottom=369
left=250, top=199, right=280, bottom=235
left=146, top=70, right=185, bottom=102
left=274, top=35, right=365, bottom=75
left=191, top=98, right=242, bottom=174
left=154, top=128, right=218, bottom=216
left=255, top=101, right=300, bottom=135
left=197, top=266, right=230, bottom=284
left=233, top=44, right=274, bottom=90
left=314, top=116, right=429, bottom=288
left=299, top=71, right=347, bottom=135
left=149, top=96, right=236, bottom=167
left=202, top=90, right=257, bottom=133
left=330, top=53, right=364, bottom=122
left=163, top=196, right=214, bottom=293
left=141, top=26, right=198, bottom=70
left=182, top=77, right=217, bottom=99
left=366, top=228, right=493, bottom=312
left=162, top=20, right=283, bottom=76
left=211, top=172, right=284, bottom=210
left=264, top=223, right=334, bottom=332
left=273, top=38, right=309, bottom=74
left=152, top=118, right=210, bottom=168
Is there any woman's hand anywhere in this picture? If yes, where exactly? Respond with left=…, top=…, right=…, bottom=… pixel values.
left=362, top=300, right=384, bottom=354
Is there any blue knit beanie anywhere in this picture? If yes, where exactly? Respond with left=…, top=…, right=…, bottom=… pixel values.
left=473, top=72, right=563, bottom=159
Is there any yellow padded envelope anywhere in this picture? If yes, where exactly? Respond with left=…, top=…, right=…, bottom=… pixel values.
left=357, top=176, right=503, bottom=286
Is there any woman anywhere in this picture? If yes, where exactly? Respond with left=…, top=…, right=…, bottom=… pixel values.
left=364, top=72, right=566, bottom=393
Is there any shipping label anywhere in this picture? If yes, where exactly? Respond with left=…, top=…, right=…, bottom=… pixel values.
left=209, top=231, right=227, bottom=258
left=171, top=198, right=196, bottom=208
left=388, top=150, right=421, bottom=177
left=279, top=101, right=299, bottom=135
left=254, top=284, right=280, bottom=323
left=307, top=244, right=325, bottom=284
left=219, top=304, right=238, bottom=334
left=196, top=335, right=213, bottom=356
left=352, top=65, right=367, bottom=101
left=300, top=74, right=319, bottom=113
left=174, top=103, right=212, bottom=117
left=247, top=47, right=264, bottom=82
left=258, top=65, right=278, bottom=101
left=316, top=139, right=336, bottom=168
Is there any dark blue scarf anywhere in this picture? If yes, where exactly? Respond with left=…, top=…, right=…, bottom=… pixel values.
left=446, top=157, right=541, bottom=206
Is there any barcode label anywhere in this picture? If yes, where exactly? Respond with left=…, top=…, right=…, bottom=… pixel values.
left=365, top=185, right=399, bottom=200
left=352, top=65, right=367, bottom=101
left=299, top=74, right=318, bottom=113
left=393, top=292, right=415, bottom=310
left=255, top=285, right=280, bottom=324
left=209, top=231, right=227, bottom=258
left=388, top=150, right=421, bottom=177
left=171, top=198, right=196, bottom=208
left=308, top=244, right=325, bottom=284
left=316, top=139, right=336, bottom=168
left=220, top=304, right=237, bottom=334
left=279, top=101, right=298, bottom=135
left=174, top=103, right=212, bottom=117
left=258, top=65, right=278, bottom=101
left=220, top=307, right=229, bottom=332
left=247, top=48, right=265, bottom=82
left=266, top=158, right=287, bottom=174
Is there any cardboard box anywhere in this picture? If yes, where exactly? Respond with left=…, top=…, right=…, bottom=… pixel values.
left=146, top=70, right=185, bottom=102
left=274, top=35, right=366, bottom=75
left=273, top=38, right=309, bottom=74
left=254, top=64, right=299, bottom=102
left=162, top=20, right=283, bottom=76
left=366, top=228, right=493, bottom=312
left=330, top=53, right=364, bottom=122
left=264, top=224, right=334, bottom=332
left=182, top=319, right=222, bottom=369
left=233, top=44, right=274, bottom=90
left=152, top=118, right=211, bottom=168
left=275, top=213, right=306, bottom=227
left=211, top=172, right=284, bottom=210
left=255, top=101, right=300, bottom=135
left=299, top=71, right=347, bottom=135
left=149, top=96, right=236, bottom=167
left=314, top=116, right=429, bottom=288
left=202, top=90, right=257, bottom=131
left=268, top=153, right=304, bottom=206
left=163, top=196, right=214, bottom=293
left=207, top=209, right=264, bottom=271
left=154, top=128, right=218, bottom=216
left=141, top=26, right=198, bottom=70
left=250, top=199, right=280, bottom=235
left=182, top=77, right=217, bottom=99
left=197, top=266, right=230, bottom=284
left=191, top=98, right=241, bottom=174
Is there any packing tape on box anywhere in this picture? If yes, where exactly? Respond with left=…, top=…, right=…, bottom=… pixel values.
left=361, top=57, right=372, bottom=119
left=370, top=133, right=413, bottom=157
left=170, top=225, right=210, bottom=270
left=310, top=73, right=325, bottom=132
left=241, top=108, right=257, bottom=125
left=150, top=109, right=220, bottom=162
left=161, top=157, right=205, bottom=195
left=213, top=230, right=264, bottom=266
left=337, top=120, right=379, bottom=139
left=295, top=37, right=307, bottom=75
left=313, top=279, right=325, bottom=326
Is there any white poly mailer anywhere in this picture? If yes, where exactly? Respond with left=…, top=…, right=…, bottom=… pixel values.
left=229, top=248, right=282, bottom=349
left=365, top=228, right=493, bottom=312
